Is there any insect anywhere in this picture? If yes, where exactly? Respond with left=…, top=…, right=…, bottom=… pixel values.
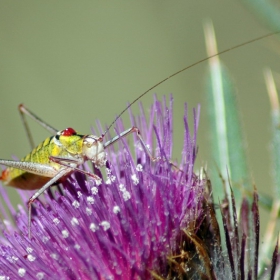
left=0, top=30, right=278, bottom=239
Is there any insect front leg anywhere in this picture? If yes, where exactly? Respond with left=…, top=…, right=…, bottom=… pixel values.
left=18, top=104, right=58, bottom=149
left=27, top=168, right=71, bottom=239
left=0, top=159, right=71, bottom=238
left=49, top=156, right=102, bottom=183
left=104, top=127, right=181, bottom=171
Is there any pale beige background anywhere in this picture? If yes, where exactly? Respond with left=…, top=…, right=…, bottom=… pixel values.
left=0, top=1, right=279, bottom=231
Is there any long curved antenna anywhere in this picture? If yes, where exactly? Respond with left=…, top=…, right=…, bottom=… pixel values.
left=103, top=30, right=280, bottom=136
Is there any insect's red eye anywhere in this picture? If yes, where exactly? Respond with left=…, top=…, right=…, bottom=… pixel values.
left=61, top=127, right=77, bottom=136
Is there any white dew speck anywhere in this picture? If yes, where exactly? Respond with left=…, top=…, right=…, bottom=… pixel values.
left=0, top=276, right=9, bottom=280
left=6, top=256, right=18, bottom=264
left=74, top=244, right=80, bottom=250
left=136, top=164, right=143, bottom=172
left=123, top=190, right=131, bottom=201
left=119, top=183, right=125, bottom=191
left=86, top=207, right=92, bottom=216
left=53, top=218, right=60, bottom=225
left=106, top=178, right=112, bottom=185
left=71, top=217, right=79, bottom=226
left=27, top=254, right=36, bottom=262
left=106, top=168, right=111, bottom=175
left=36, top=272, right=45, bottom=280
left=131, top=174, right=139, bottom=185
left=100, top=221, right=110, bottom=231
left=87, top=196, right=94, bottom=204
left=90, top=223, right=98, bottom=232
left=72, top=200, right=80, bottom=208
left=95, top=178, right=102, bottom=186
left=62, top=229, right=69, bottom=238
left=77, top=191, right=82, bottom=198
left=110, top=175, right=116, bottom=182
left=42, top=236, right=50, bottom=243
left=26, top=247, right=33, bottom=253
left=50, top=253, right=58, bottom=260
left=18, top=268, right=26, bottom=277
left=91, top=186, right=98, bottom=195
left=113, top=205, right=120, bottom=214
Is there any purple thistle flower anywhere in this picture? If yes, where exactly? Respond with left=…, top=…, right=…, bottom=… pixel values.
left=0, top=96, right=204, bottom=279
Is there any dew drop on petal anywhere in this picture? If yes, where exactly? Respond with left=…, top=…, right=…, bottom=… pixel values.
left=77, top=191, right=82, bottom=198
left=36, top=272, right=44, bottom=280
left=71, top=217, right=79, bottom=226
left=123, top=190, right=131, bottom=201
left=53, top=218, right=60, bottom=225
left=113, top=206, right=120, bottom=214
left=7, top=255, right=18, bottom=263
left=18, top=268, right=26, bottom=277
left=91, top=186, right=98, bottom=195
left=100, top=221, right=110, bottom=231
left=131, top=174, right=139, bottom=185
left=95, top=178, right=102, bottom=186
left=119, top=184, right=125, bottom=191
left=42, top=236, right=50, bottom=243
left=26, top=247, right=33, bottom=253
left=136, top=164, right=143, bottom=172
left=90, top=223, right=98, bottom=232
left=72, top=200, right=80, bottom=208
left=87, top=196, right=94, bottom=204
left=27, top=254, right=36, bottom=262
left=50, top=253, right=58, bottom=260
left=86, top=207, right=92, bottom=216
left=0, top=276, right=9, bottom=280
left=62, top=229, right=69, bottom=238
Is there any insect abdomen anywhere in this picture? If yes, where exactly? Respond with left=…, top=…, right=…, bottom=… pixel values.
left=23, top=137, right=54, bottom=164
left=2, top=171, right=51, bottom=190
left=1, top=136, right=57, bottom=187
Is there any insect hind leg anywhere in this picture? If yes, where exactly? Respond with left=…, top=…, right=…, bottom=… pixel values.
left=18, top=104, right=58, bottom=149
left=27, top=168, right=70, bottom=239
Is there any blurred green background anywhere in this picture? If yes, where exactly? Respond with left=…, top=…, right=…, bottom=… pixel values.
left=0, top=1, right=280, bottom=232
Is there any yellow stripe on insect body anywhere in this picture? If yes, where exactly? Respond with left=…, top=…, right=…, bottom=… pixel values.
left=23, top=132, right=84, bottom=165
left=57, top=133, right=84, bottom=156
left=23, top=137, right=52, bottom=164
